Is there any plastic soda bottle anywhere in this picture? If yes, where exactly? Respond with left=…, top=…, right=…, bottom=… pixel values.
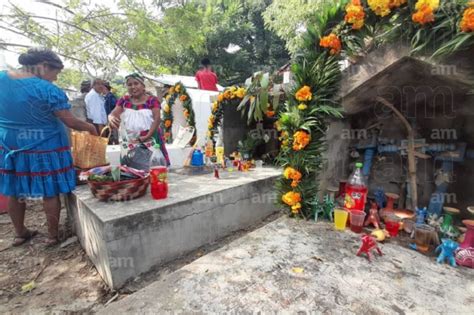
left=344, top=162, right=368, bottom=212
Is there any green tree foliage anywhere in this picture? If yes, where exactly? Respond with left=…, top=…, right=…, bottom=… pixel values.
left=263, top=0, right=327, bottom=56
left=1, top=0, right=290, bottom=86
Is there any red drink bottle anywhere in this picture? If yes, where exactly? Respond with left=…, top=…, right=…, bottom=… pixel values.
left=344, top=162, right=368, bottom=213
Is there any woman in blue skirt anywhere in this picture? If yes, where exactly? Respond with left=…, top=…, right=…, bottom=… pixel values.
left=0, top=48, right=97, bottom=246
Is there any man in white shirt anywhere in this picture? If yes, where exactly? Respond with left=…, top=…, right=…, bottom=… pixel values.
left=85, top=79, right=107, bottom=133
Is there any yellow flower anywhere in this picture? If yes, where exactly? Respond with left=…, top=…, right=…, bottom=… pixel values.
left=217, top=94, right=224, bottom=102
left=164, top=104, right=170, bottom=113
left=207, top=131, right=212, bottom=138
left=298, top=103, right=308, bottom=110
left=223, top=90, right=233, bottom=100
left=291, top=203, right=302, bottom=214
left=212, top=101, right=219, bottom=113
left=208, top=123, right=214, bottom=130
left=274, top=121, right=282, bottom=131
left=175, top=84, right=181, bottom=93
left=345, top=0, right=365, bottom=30
left=165, top=95, right=171, bottom=101
left=184, top=109, right=190, bottom=118
left=235, top=88, right=246, bottom=99
left=282, top=191, right=301, bottom=207
left=295, top=86, right=313, bottom=102
left=368, top=0, right=391, bottom=17
left=169, top=87, right=175, bottom=94
left=415, top=0, right=439, bottom=11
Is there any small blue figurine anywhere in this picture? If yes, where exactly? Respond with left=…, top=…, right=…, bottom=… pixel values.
left=436, top=239, right=459, bottom=267
left=374, top=188, right=386, bottom=209
left=415, top=207, right=427, bottom=225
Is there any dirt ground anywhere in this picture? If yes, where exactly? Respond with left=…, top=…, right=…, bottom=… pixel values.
left=0, top=201, right=111, bottom=314
left=0, top=200, right=282, bottom=314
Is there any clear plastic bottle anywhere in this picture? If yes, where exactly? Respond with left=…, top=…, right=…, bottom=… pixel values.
left=149, top=144, right=167, bottom=168
left=344, top=162, right=368, bottom=212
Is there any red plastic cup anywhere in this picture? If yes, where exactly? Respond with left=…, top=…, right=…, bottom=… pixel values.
left=350, top=210, right=366, bottom=233
left=150, top=166, right=168, bottom=200
left=385, top=220, right=401, bottom=237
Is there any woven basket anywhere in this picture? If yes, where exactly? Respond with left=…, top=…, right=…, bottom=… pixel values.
left=72, top=127, right=110, bottom=169
left=87, top=175, right=150, bottom=202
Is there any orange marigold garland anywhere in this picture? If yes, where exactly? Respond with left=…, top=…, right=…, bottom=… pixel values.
left=292, top=130, right=311, bottom=151
left=368, top=0, right=391, bottom=17
left=412, top=0, right=440, bottom=25
left=319, top=33, right=342, bottom=55
left=295, top=85, right=313, bottom=102
left=345, top=0, right=365, bottom=30
left=283, top=167, right=303, bottom=188
left=282, top=191, right=302, bottom=214
left=461, top=2, right=474, bottom=33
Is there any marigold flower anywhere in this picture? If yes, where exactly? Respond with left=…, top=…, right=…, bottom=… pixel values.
left=163, top=104, right=170, bottom=113
left=291, top=203, right=302, bottom=214
left=212, top=101, right=219, bottom=113
left=175, top=85, right=181, bottom=93
left=415, top=0, right=439, bottom=11
left=292, top=130, right=311, bottom=151
left=412, top=4, right=435, bottom=25
left=169, top=87, right=175, bottom=94
left=298, top=103, right=308, bottom=110
left=266, top=111, right=275, bottom=118
left=295, top=86, right=313, bottom=102
left=345, top=0, right=365, bottom=30
left=389, top=0, right=407, bottom=9
left=164, top=120, right=172, bottom=128
left=184, top=109, right=190, bottom=118
left=217, top=94, right=224, bottom=102
left=282, top=191, right=302, bottom=207
left=179, top=94, right=187, bottom=102
left=223, top=90, right=233, bottom=99
left=284, top=167, right=302, bottom=188
left=319, top=33, right=342, bottom=55
left=461, top=6, right=474, bottom=33
left=368, top=0, right=391, bottom=17
left=234, top=88, right=246, bottom=99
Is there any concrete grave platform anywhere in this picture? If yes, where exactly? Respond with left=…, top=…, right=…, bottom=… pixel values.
left=100, top=216, right=474, bottom=314
left=66, top=167, right=281, bottom=289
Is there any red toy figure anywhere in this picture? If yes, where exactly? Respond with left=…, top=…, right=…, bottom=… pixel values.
left=364, top=201, right=381, bottom=229
left=357, top=234, right=383, bottom=262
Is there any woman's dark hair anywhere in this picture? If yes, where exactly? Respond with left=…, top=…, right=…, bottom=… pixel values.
left=18, top=47, right=64, bottom=70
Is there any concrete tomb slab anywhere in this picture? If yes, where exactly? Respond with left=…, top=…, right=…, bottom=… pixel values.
left=66, top=167, right=281, bottom=288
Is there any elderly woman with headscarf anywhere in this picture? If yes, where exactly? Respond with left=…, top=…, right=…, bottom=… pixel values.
left=108, top=73, right=170, bottom=165
left=0, top=48, right=97, bottom=246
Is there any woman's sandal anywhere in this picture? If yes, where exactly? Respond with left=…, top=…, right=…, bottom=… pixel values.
left=44, top=238, right=59, bottom=247
left=12, top=230, right=38, bottom=247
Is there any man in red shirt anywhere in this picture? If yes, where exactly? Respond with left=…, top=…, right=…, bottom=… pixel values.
left=195, top=58, right=218, bottom=91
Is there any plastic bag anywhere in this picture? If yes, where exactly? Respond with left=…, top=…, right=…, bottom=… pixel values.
left=122, top=143, right=153, bottom=171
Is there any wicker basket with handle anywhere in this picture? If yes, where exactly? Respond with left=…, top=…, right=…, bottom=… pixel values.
left=87, top=175, right=150, bottom=202
left=72, top=127, right=110, bottom=169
